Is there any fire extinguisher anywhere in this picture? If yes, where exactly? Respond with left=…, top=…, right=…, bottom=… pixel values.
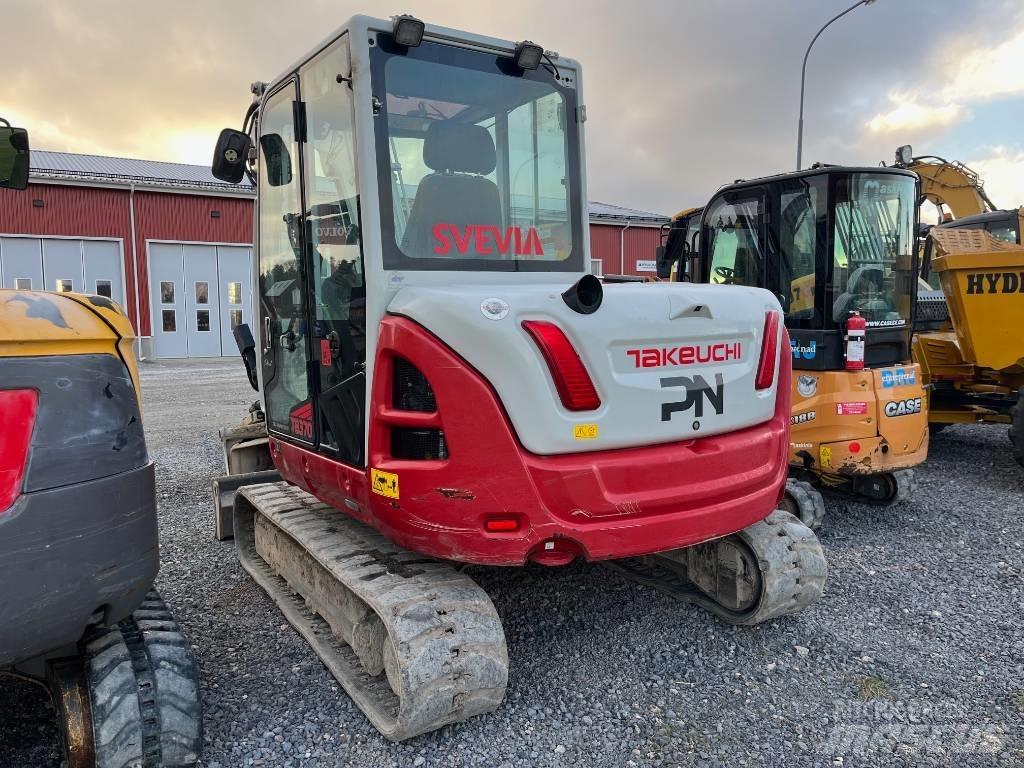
left=845, top=310, right=866, bottom=371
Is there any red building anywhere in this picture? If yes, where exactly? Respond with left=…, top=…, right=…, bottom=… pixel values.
left=0, top=151, right=666, bottom=358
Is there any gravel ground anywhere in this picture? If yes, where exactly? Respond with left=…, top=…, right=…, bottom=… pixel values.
left=2, top=357, right=1021, bottom=767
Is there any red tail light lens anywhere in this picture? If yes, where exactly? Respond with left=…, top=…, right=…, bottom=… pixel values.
left=755, top=311, right=781, bottom=390
left=521, top=321, right=601, bottom=411
left=0, top=389, right=38, bottom=513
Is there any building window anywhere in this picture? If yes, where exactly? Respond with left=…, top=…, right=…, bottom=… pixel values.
left=56, top=278, right=73, bottom=293
left=95, top=280, right=112, bottom=298
left=196, top=309, right=211, bottom=331
left=162, top=310, right=176, bottom=332
left=195, top=281, right=209, bottom=304
left=15, top=278, right=32, bottom=290
left=230, top=309, right=243, bottom=329
left=589, top=259, right=603, bottom=277
left=227, top=281, right=242, bottom=305
left=161, top=281, right=175, bottom=304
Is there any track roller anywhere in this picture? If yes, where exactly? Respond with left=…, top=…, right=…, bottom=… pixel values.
left=604, top=509, right=827, bottom=626
left=778, top=478, right=826, bottom=530
left=851, top=468, right=915, bottom=506
left=49, top=591, right=202, bottom=768
left=232, top=482, right=509, bottom=741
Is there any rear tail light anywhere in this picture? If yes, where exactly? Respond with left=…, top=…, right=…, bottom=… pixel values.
left=0, top=389, right=38, bottom=513
left=755, top=311, right=781, bottom=390
left=521, top=321, right=601, bottom=411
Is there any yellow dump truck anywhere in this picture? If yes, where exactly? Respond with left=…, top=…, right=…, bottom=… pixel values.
left=914, top=228, right=1024, bottom=464
left=893, top=146, right=1024, bottom=465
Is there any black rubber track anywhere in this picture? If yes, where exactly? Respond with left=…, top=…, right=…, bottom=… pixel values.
left=605, top=510, right=827, bottom=626
left=83, top=591, right=202, bottom=768
left=234, top=482, right=509, bottom=741
left=780, top=478, right=826, bottom=530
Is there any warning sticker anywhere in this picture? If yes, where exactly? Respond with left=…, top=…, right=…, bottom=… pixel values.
left=820, top=445, right=833, bottom=467
left=836, top=402, right=869, bottom=416
left=371, top=468, right=400, bottom=499
left=573, top=423, right=599, bottom=440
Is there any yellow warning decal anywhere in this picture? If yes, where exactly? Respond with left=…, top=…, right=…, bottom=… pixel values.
left=371, top=468, right=400, bottom=499
left=573, top=423, right=599, bottom=440
left=819, top=446, right=832, bottom=468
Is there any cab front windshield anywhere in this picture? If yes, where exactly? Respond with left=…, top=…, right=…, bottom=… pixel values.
left=831, top=174, right=915, bottom=326
left=372, top=39, right=582, bottom=271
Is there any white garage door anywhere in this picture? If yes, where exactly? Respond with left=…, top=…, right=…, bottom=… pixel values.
left=0, top=236, right=125, bottom=302
left=148, top=242, right=253, bottom=358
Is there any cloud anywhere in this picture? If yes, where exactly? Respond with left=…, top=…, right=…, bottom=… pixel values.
left=968, top=147, right=1024, bottom=209
left=865, top=20, right=1024, bottom=141
left=866, top=93, right=965, bottom=135
left=0, top=0, right=1012, bottom=214
left=942, top=28, right=1024, bottom=104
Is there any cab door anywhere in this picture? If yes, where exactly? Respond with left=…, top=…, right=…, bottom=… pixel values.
left=257, top=79, right=314, bottom=442
left=299, top=35, right=367, bottom=466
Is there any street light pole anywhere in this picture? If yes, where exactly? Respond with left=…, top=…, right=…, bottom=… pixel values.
left=797, top=0, right=875, bottom=170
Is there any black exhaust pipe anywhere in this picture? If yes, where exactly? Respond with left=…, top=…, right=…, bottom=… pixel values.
left=562, top=274, right=603, bottom=315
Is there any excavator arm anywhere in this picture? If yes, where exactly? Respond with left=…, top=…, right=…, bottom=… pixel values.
left=900, top=154, right=996, bottom=219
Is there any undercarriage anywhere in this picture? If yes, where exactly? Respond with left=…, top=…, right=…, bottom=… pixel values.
left=224, top=480, right=826, bottom=739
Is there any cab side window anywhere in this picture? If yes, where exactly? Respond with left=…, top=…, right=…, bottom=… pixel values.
left=778, top=183, right=821, bottom=321
left=703, top=196, right=763, bottom=287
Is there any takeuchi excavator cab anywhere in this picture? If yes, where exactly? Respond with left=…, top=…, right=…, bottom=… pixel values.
left=694, top=166, right=929, bottom=504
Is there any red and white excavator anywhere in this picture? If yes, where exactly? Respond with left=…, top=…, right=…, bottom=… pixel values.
left=211, top=13, right=827, bottom=740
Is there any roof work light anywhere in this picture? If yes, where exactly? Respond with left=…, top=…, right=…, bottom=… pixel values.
left=895, top=145, right=913, bottom=167
left=392, top=14, right=425, bottom=47
left=513, top=41, right=544, bottom=70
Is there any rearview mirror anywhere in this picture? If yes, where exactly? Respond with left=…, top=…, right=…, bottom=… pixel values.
left=259, top=133, right=292, bottom=187
left=0, top=124, right=30, bottom=191
left=233, top=323, right=259, bottom=391
left=211, top=128, right=252, bottom=184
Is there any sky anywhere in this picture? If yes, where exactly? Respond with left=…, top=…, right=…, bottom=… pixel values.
left=4, top=0, right=1024, bottom=217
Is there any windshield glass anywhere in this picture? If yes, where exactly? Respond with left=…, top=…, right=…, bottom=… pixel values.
left=831, top=173, right=916, bottom=326
left=371, top=38, right=583, bottom=271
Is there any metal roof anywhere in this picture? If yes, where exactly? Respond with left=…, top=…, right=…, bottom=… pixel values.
left=28, top=151, right=667, bottom=222
left=588, top=200, right=668, bottom=224
left=29, top=150, right=256, bottom=194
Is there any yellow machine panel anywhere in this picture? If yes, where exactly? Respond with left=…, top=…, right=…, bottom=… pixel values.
left=931, top=229, right=1024, bottom=373
left=0, top=290, right=140, bottom=394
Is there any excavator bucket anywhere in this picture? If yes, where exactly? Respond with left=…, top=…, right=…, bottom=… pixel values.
left=930, top=228, right=1024, bottom=372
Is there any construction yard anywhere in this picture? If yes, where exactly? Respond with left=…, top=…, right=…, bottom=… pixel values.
left=0, top=358, right=1019, bottom=767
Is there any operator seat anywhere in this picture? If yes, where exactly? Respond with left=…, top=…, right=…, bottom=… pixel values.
left=401, top=120, right=502, bottom=258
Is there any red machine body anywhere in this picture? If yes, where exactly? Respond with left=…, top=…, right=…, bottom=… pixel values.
left=270, top=315, right=793, bottom=566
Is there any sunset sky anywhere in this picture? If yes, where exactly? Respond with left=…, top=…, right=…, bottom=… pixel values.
left=5, top=0, right=1024, bottom=215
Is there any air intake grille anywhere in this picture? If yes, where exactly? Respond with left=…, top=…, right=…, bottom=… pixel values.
left=393, top=357, right=437, bottom=412
left=392, top=428, right=448, bottom=461
left=915, top=290, right=951, bottom=330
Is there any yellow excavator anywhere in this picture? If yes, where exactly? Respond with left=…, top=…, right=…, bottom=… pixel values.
left=893, top=146, right=1024, bottom=465
left=0, top=119, right=202, bottom=767
left=656, top=206, right=703, bottom=281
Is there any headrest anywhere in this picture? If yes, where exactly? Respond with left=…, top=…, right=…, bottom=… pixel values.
left=423, top=120, right=496, bottom=175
